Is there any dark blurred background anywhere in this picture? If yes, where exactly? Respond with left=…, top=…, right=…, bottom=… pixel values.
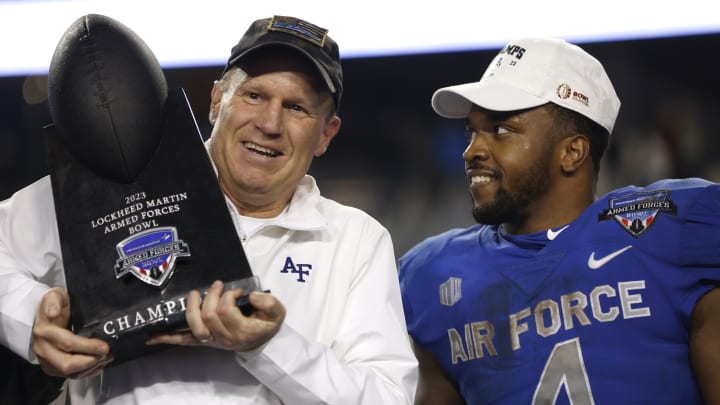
left=2, top=33, right=719, bottom=256
left=1, top=26, right=719, bottom=405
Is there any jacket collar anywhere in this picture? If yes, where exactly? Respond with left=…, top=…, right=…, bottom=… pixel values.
left=278, top=175, right=327, bottom=231
left=222, top=175, right=327, bottom=233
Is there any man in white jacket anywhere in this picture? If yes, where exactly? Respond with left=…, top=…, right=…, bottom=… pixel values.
left=0, top=15, right=418, bottom=404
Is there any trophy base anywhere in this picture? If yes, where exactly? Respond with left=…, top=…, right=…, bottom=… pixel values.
left=76, top=276, right=265, bottom=366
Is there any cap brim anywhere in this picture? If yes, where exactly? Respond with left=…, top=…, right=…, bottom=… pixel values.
left=227, top=42, right=336, bottom=94
left=431, top=81, right=548, bottom=118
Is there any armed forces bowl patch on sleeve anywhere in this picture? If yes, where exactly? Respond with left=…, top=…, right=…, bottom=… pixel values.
left=598, top=190, right=677, bottom=238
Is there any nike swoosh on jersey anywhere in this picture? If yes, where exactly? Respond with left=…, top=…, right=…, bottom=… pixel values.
left=546, top=225, right=569, bottom=240
left=587, top=245, right=633, bottom=270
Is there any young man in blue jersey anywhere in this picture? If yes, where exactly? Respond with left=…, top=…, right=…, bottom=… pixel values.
left=398, top=37, right=720, bottom=404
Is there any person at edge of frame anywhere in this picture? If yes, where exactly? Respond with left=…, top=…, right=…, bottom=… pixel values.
left=398, top=36, right=720, bottom=404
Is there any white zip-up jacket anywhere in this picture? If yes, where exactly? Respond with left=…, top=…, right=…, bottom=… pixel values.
left=0, top=174, right=418, bottom=404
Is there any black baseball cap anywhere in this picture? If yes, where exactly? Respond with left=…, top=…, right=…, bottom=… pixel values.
left=224, top=15, right=343, bottom=112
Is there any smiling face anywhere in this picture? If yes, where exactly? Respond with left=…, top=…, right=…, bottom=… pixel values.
left=463, top=104, right=559, bottom=229
left=208, top=49, right=341, bottom=217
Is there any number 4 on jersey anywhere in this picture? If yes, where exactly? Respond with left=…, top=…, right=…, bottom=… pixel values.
left=533, top=338, right=594, bottom=405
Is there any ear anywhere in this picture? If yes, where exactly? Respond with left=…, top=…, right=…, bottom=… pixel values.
left=558, top=134, right=590, bottom=174
left=208, top=80, right=221, bottom=125
left=314, top=116, right=342, bottom=157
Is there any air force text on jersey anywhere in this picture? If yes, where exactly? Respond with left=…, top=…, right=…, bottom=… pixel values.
left=447, top=280, right=650, bottom=364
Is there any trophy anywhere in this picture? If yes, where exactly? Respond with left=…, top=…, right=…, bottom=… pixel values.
left=44, top=14, right=261, bottom=366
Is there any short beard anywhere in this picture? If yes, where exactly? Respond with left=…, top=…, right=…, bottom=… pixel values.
left=471, top=187, right=528, bottom=225
left=471, top=151, right=552, bottom=226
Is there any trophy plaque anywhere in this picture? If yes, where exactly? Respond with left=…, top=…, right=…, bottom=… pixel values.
left=44, top=14, right=261, bottom=366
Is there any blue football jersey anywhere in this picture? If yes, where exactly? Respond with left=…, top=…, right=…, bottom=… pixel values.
left=399, top=178, right=720, bottom=404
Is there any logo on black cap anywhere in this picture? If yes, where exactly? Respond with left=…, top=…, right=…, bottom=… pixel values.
left=268, top=15, right=328, bottom=48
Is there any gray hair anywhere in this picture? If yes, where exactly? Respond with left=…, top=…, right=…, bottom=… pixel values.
left=216, top=66, right=248, bottom=108
left=214, top=65, right=337, bottom=121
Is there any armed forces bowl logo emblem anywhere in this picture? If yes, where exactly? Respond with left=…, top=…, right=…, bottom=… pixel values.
left=598, top=190, right=677, bottom=238
left=114, top=226, right=190, bottom=287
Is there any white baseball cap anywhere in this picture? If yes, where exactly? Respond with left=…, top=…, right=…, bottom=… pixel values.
left=431, top=37, right=621, bottom=134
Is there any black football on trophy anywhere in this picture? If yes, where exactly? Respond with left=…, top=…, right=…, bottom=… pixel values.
left=47, top=14, right=168, bottom=183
